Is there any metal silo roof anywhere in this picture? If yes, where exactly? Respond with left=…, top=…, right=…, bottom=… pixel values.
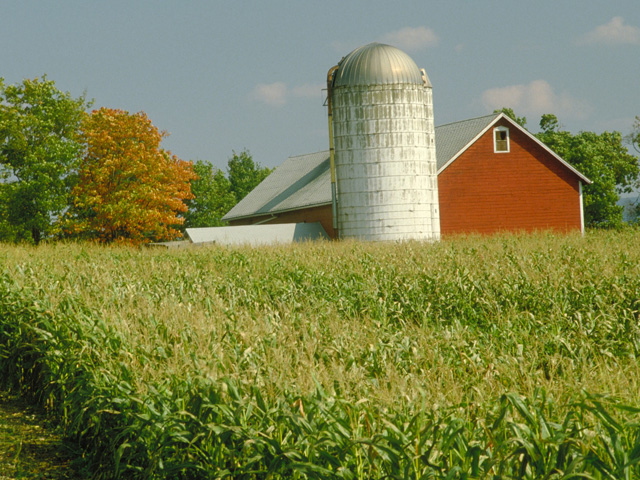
left=333, top=43, right=424, bottom=87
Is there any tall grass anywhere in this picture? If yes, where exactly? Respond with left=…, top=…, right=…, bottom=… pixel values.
left=1, top=230, right=640, bottom=478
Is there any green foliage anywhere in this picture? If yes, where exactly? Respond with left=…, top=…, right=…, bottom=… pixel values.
left=182, top=151, right=272, bottom=228
left=0, top=391, right=84, bottom=478
left=536, top=114, right=639, bottom=228
left=539, top=113, right=559, bottom=133
left=182, top=161, right=236, bottom=228
left=0, top=184, right=31, bottom=243
left=493, top=107, right=527, bottom=127
left=227, top=150, right=272, bottom=203
left=2, top=232, right=640, bottom=477
left=0, top=76, right=91, bottom=244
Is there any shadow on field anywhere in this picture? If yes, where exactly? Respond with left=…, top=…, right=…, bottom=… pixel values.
left=0, top=391, right=84, bottom=479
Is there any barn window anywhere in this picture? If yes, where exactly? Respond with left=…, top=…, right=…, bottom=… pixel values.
left=494, top=127, right=510, bottom=153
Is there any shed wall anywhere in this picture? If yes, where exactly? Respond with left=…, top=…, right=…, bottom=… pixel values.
left=437, top=119, right=582, bottom=235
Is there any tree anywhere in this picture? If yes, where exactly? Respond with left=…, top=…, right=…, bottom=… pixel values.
left=63, top=108, right=196, bottom=244
left=182, top=160, right=236, bottom=228
left=182, top=152, right=271, bottom=229
left=539, top=113, right=559, bottom=134
left=227, top=150, right=272, bottom=203
left=0, top=76, right=90, bottom=243
left=0, top=184, right=31, bottom=242
left=493, top=107, right=527, bottom=127
left=536, top=114, right=639, bottom=228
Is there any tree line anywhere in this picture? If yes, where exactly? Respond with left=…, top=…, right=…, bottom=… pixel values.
left=0, top=76, right=270, bottom=245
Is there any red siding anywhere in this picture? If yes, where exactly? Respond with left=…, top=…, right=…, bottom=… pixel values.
left=229, top=204, right=336, bottom=238
left=438, top=119, right=582, bottom=235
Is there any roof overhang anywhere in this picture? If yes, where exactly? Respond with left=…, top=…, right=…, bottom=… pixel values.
left=223, top=201, right=332, bottom=222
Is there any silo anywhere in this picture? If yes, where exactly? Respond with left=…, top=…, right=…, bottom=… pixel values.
left=327, top=42, right=440, bottom=241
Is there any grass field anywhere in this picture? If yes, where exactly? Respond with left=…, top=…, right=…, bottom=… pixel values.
left=1, top=230, right=640, bottom=478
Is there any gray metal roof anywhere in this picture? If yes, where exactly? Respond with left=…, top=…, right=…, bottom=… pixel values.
left=435, top=114, right=500, bottom=170
left=333, top=43, right=424, bottom=87
left=223, top=151, right=331, bottom=220
left=223, top=113, right=591, bottom=221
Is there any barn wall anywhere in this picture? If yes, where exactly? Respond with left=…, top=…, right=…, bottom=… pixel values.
left=438, top=119, right=582, bottom=235
left=228, top=204, right=336, bottom=239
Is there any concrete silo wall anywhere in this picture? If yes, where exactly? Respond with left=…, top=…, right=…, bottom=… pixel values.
left=332, top=83, right=440, bottom=241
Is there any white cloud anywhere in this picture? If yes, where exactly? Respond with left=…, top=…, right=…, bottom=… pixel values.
left=250, top=82, right=324, bottom=107
left=379, top=26, right=439, bottom=51
left=250, top=82, right=288, bottom=107
left=292, top=83, right=324, bottom=98
left=577, top=16, right=640, bottom=45
left=481, top=80, right=592, bottom=120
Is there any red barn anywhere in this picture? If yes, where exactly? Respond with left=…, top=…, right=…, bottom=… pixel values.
left=223, top=113, right=591, bottom=238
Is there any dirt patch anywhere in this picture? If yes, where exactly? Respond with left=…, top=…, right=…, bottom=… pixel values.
left=0, top=391, right=84, bottom=479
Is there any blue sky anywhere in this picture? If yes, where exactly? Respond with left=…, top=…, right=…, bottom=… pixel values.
left=2, top=1, right=639, bottom=170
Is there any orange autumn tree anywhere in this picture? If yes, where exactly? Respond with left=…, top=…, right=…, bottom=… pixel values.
left=65, top=108, right=196, bottom=244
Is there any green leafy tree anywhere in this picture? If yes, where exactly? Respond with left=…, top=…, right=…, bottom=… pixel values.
left=227, top=150, right=272, bottom=203
left=0, top=183, right=31, bottom=242
left=183, top=160, right=236, bottom=228
left=536, top=114, right=639, bottom=228
left=182, top=152, right=271, bottom=228
left=0, top=76, right=90, bottom=243
left=493, top=107, right=527, bottom=127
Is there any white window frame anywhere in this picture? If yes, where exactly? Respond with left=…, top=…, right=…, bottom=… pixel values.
left=493, top=126, right=510, bottom=153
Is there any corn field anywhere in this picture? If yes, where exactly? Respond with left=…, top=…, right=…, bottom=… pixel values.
left=1, top=230, right=640, bottom=478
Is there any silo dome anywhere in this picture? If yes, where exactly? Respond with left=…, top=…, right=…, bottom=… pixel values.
left=333, top=43, right=427, bottom=87
left=328, top=42, right=440, bottom=242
